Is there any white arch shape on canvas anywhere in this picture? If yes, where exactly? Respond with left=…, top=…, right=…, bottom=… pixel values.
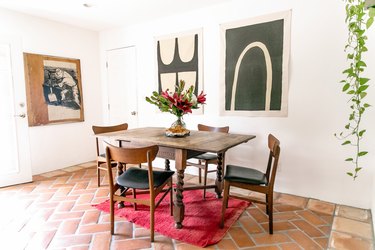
left=230, top=41, right=273, bottom=111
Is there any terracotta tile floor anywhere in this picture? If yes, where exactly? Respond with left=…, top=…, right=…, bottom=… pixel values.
left=0, top=161, right=374, bottom=249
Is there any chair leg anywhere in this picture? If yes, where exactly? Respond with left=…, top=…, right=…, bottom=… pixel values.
left=198, top=160, right=202, bottom=183
left=266, top=194, right=269, bottom=215
left=220, top=181, right=230, bottom=228
left=203, top=161, right=208, bottom=199
left=150, top=201, right=155, bottom=242
left=97, top=164, right=101, bottom=187
left=133, top=188, right=137, bottom=211
left=169, top=180, right=173, bottom=216
left=267, top=193, right=273, bottom=234
left=110, top=198, right=115, bottom=235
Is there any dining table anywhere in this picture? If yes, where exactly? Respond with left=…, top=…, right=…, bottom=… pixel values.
left=95, top=126, right=256, bottom=229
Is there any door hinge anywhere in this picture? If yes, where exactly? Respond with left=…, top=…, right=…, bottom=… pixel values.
left=106, top=61, right=108, bottom=68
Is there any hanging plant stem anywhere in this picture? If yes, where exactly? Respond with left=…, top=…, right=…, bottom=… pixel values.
left=335, top=0, right=375, bottom=179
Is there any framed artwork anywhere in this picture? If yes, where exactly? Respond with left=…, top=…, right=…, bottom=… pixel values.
left=23, top=53, right=84, bottom=126
left=220, top=10, right=291, bottom=116
left=155, top=29, right=204, bottom=114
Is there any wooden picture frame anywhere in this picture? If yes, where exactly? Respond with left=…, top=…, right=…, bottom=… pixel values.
left=23, top=53, right=84, bottom=126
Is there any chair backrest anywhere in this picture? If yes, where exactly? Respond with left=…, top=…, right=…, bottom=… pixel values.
left=197, top=124, right=229, bottom=133
left=92, top=123, right=128, bottom=156
left=105, top=144, right=159, bottom=190
left=265, top=134, right=281, bottom=189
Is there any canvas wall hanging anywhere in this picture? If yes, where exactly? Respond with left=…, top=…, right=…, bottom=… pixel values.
left=155, top=29, right=204, bottom=114
left=220, top=10, right=291, bottom=116
left=23, top=53, right=84, bottom=126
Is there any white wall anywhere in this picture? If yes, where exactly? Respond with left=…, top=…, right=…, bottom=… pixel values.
left=0, top=8, right=101, bottom=174
left=99, top=0, right=375, bottom=209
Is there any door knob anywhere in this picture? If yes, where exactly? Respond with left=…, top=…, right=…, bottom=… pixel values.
left=14, top=113, right=26, bottom=118
left=131, top=111, right=137, bottom=116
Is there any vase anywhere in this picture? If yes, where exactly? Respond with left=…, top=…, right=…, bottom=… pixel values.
left=170, top=116, right=186, bottom=129
left=165, top=116, right=190, bottom=137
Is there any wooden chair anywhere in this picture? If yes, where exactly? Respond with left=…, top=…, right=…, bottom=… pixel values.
left=92, top=123, right=128, bottom=187
left=186, top=124, right=229, bottom=199
left=220, top=134, right=280, bottom=234
left=105, top=144, right=174, bottom=242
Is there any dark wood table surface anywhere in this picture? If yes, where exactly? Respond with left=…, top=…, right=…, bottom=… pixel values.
left=96, top=127, right=256, bottom=228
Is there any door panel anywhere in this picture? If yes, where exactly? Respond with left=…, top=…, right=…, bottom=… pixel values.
left=0, top=38, right=32, bottom=187
left=106, top=46, right=138, bottom=128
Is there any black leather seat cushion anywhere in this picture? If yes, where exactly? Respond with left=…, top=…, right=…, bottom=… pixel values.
left=117, top=167, right=174, bottom=189
left=194, top=153, right=217, bottom=161
left=224, top=165, right=268, bottom=185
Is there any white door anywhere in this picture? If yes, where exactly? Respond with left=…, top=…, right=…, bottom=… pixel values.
left=0, top=38, right=32, bottom=187
left=106, top=46, right=138, bottom=128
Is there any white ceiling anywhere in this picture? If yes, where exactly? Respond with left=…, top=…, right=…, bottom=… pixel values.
left=0, top=0, right=230, bottom=31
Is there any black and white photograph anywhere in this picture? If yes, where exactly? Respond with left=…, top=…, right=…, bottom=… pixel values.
left=24, top=53, right=84, bottom=126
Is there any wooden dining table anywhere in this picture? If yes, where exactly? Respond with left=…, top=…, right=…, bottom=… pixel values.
left=96, top=127, right=255, bottom=229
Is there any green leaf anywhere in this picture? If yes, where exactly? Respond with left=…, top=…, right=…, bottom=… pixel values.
left=369, top=8, right=375, bottom=18
left=364, top=103, right=371, bottom=108
left=360, top=92, right=367, bottom=99
left=345, top=158, right=353, bottom=161
left=366, top=17, right=374, bottom=29
left=345, top=124, right=350, bottom=129
left=347, top=90, right=355, bottom=94
left=347, top=172, right=353, bottom=177
left=359, top=129, right=366, bottom=136
left=342, top=83, right=350, bottom=91
left=358, top=85, right=369, bottom=93
left=342, top=68, right=353, bottom=74
left=359, top=78, right=370, bottom=85
left=342, top=140, right=351, bottom=145
left=358, top=151, right=368, bottom=157
left=356, top=61, right=367, bottom=67
left=355, top=167, right=362, bottom=172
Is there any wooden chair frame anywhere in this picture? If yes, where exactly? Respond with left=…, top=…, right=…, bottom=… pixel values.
left=92, top=123, right=128, bottom=186
left=220, top=134, right=280, bottom=234
left=105, top=144, right=173, bottom=242
left=186, top=124, right=229, bottom=198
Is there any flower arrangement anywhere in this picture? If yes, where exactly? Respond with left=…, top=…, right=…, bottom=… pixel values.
left=145, top=80, right=206, bottom=118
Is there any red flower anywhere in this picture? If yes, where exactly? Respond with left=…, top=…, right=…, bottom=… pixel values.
left=146, top=80, right=206, bottom=117
left=197, top=91, right=206, bottom=104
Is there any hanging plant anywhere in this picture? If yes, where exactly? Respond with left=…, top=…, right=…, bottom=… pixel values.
left=335, top=0, right=375, bottom=179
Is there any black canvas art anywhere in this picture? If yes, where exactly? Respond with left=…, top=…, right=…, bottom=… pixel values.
left=221, top=11, right=291, bottom=116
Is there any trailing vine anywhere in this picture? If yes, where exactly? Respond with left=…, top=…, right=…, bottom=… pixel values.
left=335, top=0, right=375, bottom=179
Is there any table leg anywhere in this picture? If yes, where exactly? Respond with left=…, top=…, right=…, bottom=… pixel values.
left=215, top=152, right=225, bottom=198
left=174, top=169, right=185, bottom=229
left=173, top=149, right=186, bottom=229
left=165, top=159, right=170, bottom=171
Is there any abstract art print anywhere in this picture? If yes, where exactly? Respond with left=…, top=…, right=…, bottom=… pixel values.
left=220, top=10, right=291, bottom=116
left=23, top=53, right=84, bottom=126
left=155, top=29, right=203, bottom=114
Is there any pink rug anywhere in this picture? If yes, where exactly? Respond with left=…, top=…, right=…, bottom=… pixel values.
left=93, top=189, right=250, bottom=247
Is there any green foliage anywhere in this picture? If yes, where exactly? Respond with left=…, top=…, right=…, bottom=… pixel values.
left=335, top=1, right=374, bottom=179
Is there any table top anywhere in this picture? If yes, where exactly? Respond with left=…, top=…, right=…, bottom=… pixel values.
left=96, top=127, right=256, bottom=153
